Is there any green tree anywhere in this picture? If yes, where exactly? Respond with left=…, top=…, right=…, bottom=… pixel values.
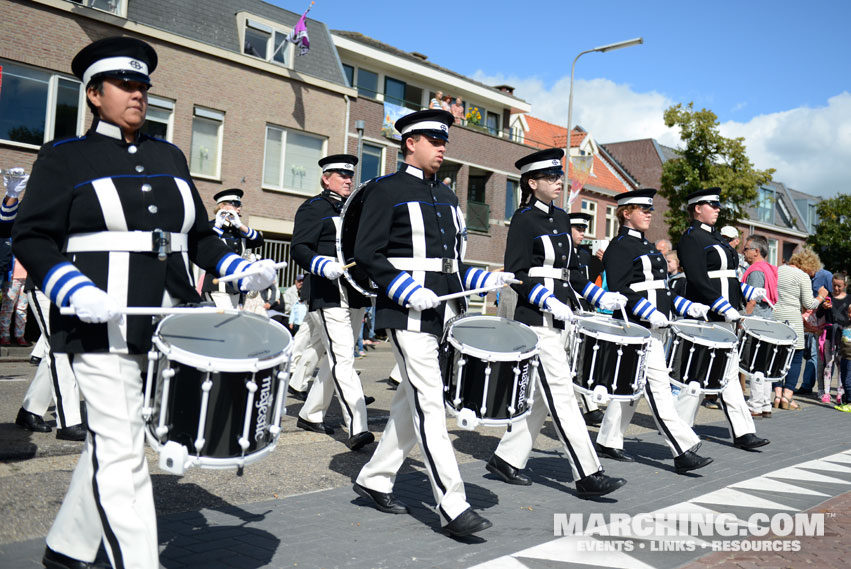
left=659, top=103, right=774, bottom=243
left=808, top=194, right=851, bottom=273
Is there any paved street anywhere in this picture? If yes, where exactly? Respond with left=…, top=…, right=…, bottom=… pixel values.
left=0, top=342, right=849, bottom=569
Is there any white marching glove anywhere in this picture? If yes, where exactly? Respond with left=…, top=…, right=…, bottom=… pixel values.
left=486, top=271, right=515, bottom=287
left=599, top=291, right=628, bottom=311
left=69, top=287, right=123, bottom=324
left=241, top=259, right=278, bottom=291
left=319, top=260, right=344, bottom=280
left=751, top=287, right=767, bottom=302
left=226, top=211, right=242, bottom=228
left=687, top=302, right=711, bottom=320
left=408, top=287, right=441, bottom=312
left=647, top=311, right=670, bottom=329
left=3, top=167, right=28, bottom=199
left=214, top=210, right=229, bottom=228
left=724, top=307, right=742, bottom=322
left=544, top=297, right=575, bottom=322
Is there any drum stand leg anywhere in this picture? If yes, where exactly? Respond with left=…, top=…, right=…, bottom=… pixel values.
left=142, top=350, right=158, bottom=422
left=194, top=373, right=213, bottom=456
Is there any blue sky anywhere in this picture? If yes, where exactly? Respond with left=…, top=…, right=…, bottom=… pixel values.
left=272, top=0, right=851, bottom=197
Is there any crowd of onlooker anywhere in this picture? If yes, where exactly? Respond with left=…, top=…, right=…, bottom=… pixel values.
left=430, top=90, right=466, bottom=125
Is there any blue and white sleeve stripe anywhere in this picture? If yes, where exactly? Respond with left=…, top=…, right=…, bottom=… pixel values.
left=632, top=297, right=658, bottom=320
left=43, top=262, right=96, bottom=307
left=711, top=296, right=733, bottom=315
left=673, top=295, right=693, bottom=316
left=0, top=200, right=18, bottom=222
left=217, top=252, right=250, bottom=277
left=581, top=282, right=606, bottom=307
left=244, top=228, right=258, bottom=240
left=528, top=284, right=554, bottom=310
left=387, top=272, right=422, bottom=306
left=309, top=255, right=335, bottom=277
left=740, top=282, right=755, bottom=301
left=463, top=267, right=491, bottom=290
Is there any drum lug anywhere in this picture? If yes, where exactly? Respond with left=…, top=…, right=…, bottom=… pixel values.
left=686, top=381, right=702, bottom=397
left=158, top=441, right=188, bottom=476
left=752, top=371, right=765, bottom=386
left=592, top=385, right=609, bottom=404
left=456, top=408, right=479, bottom=431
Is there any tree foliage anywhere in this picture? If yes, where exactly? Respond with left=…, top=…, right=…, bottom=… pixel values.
left=659, top=103, right=774, bottom=244
left=808, top=194, right=851, bottom=273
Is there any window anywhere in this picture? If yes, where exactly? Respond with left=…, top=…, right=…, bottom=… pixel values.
left=605, top=205, right=617, bottom=239
left=807, top=203, right=818, bottom=232
left=396, top=151, right=405, bottom=171
left=355, top=68, right=379, bottom=98
left=190, top=107, right=224, bottom=178
left=140, top=95, right=174, bottom=141
left=767, top=238, right=778, bottom=266
left=263, top=125, right=326, bottom=193
left=360, top=143, right=383, bottom=183
left=757, top=187, right=774, bottom=223
left=385, top=76, right=422, bottom=110
left=241, top=18, right=292, bottom=66
left=505, top=179, right=520, bottom=220
left=342, top=64, right=354, bottom=88
left=486, top=111, right=500, bottom=136
left=65, top=0, right=125, bottom=16
left=0, top=60, right=82, bottom=146
left=581, top=199, right=597, bottom=236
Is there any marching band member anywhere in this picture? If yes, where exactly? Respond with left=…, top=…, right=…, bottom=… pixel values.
left=484, top=148, right=628, bottom=498
left=291, top=154, right=374, bottom=450
left=202, top=188, right=264, bottom=309
left=675, top=188, right=770, bottom=450
left=595, top=189, right=714, bottom=474
left=353, top=109, right=513, bottom=537
left=12, top=37, right=278, bottom=569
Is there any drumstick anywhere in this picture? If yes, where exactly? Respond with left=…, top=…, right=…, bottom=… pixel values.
left=619, top=306, right=631, bottom=329
left=404, top=281, right=521, bottom=308
left=212, top=261, right=287, bottom=285
left=343, top=261, right=357, bottom=270
left=60, top=306, right=240, bottom=317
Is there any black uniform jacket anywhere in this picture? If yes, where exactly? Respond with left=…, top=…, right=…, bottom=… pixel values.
left=201, top=219, right=263, bottom=295
left=12, top=118, right=238, bottom=354
left=354, top=164, right=469, bottom=337
left=291, top=189, right=369, bottom=311
left=506, top=198, right=599, bottom=330
left=570, top=246, right=593, bottom=311
left=0, top=199, right=18, bottom=237
left=678, top=220, right=743, bottom=322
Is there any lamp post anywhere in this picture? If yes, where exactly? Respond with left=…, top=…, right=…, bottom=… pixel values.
left=355, top=119, right=365, bottom=186
left=564, top=37, right=643, bottom=209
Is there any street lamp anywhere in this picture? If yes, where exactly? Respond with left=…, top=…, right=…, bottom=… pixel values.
left=564, top=37, right=643, bottom=208
left=355, top=119, right=365, bottom=186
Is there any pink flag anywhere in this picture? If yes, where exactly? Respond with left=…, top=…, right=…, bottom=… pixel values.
left=288, top=3, right=312, bottom=56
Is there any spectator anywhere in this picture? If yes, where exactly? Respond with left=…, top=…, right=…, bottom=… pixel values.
left=450, top=96, right=465, bottom=124
left=665, top=251, right=686, bottom=298
left=818, top=272, right=850, bottom=404
left=441, top=94, right=452, bottom=112
left=834, top=301, right=851, bottom=412
left=429, top=90, right=444, bottom=110
left=797, top=259, right=834, bottom=399
left=442, top=176, right=453, bottom=190
left=741, top=234, right=777, bottom=416
left=288, top=294, right=308, bottom=336
left=0, top=254, right=30, bottom=346
left=283, top=274, right=304, bottom=321
left=719, top=226, right=747, bottom=277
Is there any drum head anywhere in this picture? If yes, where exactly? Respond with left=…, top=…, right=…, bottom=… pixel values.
left=741, top=317, right=797, bottom=344
left=448, top=316, right=538, bottom=359
left=575, top=315, right=651, bottom=341
left=337, top=183, right=379, bottom=298
left=672, top=320, right=737, bottom=346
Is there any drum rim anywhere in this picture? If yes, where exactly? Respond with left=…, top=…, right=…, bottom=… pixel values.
left=336, top=183, right=378, bottom=298
left=145, top=432, right=281, bottom=468
left=153, top=313, right=293, bottom=371
left=572, top=315, right=652, bottom=344
left=669, top=319, right=738, bottom=348
left=739, top=316, right=798, bottom=345
left=446, top=315, right=540, bottom=361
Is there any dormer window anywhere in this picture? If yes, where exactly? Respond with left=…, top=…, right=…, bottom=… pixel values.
left=65, top=0, right=126, bottom=17
left=238, top=14, right=294, bottom=68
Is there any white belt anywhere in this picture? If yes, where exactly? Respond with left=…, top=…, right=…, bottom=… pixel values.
left=707, top=269, right=737, bottom=280
left=388, top=257, right=458, bottom=273
left=529, top=266, right=570, bottom=280
left=630, top=279, right=667, bottom=292
left=64, top=231, right=189, bottom=253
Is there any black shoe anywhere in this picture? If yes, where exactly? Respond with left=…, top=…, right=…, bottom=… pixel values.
left=364, top=396, right=375, bottom=406
left=42, top=546, right=95, bottom=569
left=16, top=407, right=51, bottom=433
left=443, top=508, right=492, bottom=537
left=701, top=398, right=721, bottom=410
left=595, top=443, right=635, bottom=462
left=352, top=483, right=408, bottom=514
left=733, top=433, right=770, bottom=450
left=30, top=355, right=42, bottom=366
left=348, top=431, right=375, bottom=451
left=296, top=417, right=334, bottom=435
left=583, top=409, right=604, bottom=426
left=576, top=471, right=627, bottom=498
left=486, top=454, right=531, bottom=486
left=674, top=450, right=714, bottom=474
left=287, top=386, right=307, bottom=401
left=56, top=424, right=87, bottom=442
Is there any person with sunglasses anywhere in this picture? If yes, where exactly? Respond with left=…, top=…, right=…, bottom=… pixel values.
left=202, top=188, right=264, bottom=308
left=674, top=188, right=770, bottom=450
left=594, top=189, right=714, bottom=473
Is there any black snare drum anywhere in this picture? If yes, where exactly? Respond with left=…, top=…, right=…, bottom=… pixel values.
left=439, top=315, right=539, bottom=429
left=738, top=317, right=797, bottom=381
left=666, top=320, right=737, bottom=394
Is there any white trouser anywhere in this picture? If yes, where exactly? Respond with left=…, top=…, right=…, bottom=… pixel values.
left=299, top=307, right=368, bottom=435
left=357, top=329, right=470, bottom=524
left=495, top=326, right=601, bottom=481
left=47, top=353, right=157, bottom=569
left=597, top=330, right=701, bottom=457
left=748, top=373, right=774, bottom=414
left=210, top=291, right=239, bottom=309
left=675, top=322, right=756, bottom=437
left=22, top=290, right=82, bottom=428
left=31, top=333, right=48, bottom=359
left=288, top=311, right=323, bottom=392
left=577, top=392, right=599, bottom=413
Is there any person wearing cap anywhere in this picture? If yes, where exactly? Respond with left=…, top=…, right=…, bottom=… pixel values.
left=594, top=188, right=714, bottom=473
left=201, top=188, right=264, bottom=308
left=352, top=109, right=514, bottom=537
left=12, top=36, right=278, bottom=569
left=675, top=187, right=769, bottom=451
left=290, top=154, right=375, bottom=450
left=484, top=147, right=629, bottom=500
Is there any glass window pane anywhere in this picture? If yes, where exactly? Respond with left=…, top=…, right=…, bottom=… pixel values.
left=54, top=77, right=81, bottom=140
left=405, top=84, right=423, bottom=110
left=385, top=76, right=406, bottom=106
left=190, top=116, right=220, bottom=177
left=360, top=143, right=382, bottom=182
left=342, top=64, right=354, bottom=88
left=486, top=111, right=499, bottom=135
left=272, top=32, right=287, bottom=64
left=284, top=131, right=324, bottom=191
left=244, top=28, right=269, bottom=59
left=357, top=69, right=378, bottom=98
left=397, top=151, right=404, bottom=171
left=505, top=179, right=518, bottom=219
left=0, top=61, right=50, bottom=144
left=263, top=126, right=283, bottom=187
left=141, top=106, right=170, bottom=139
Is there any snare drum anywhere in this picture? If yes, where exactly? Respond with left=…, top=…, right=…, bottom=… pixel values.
left=737, top=317, right=797, bottom=381
left=143, top=311, right=292, bottom=475
left=666, top=320, right=737, bottom=394
left=567, top=316, right=651, bottom=403
left=439, top=315, right=539, bottom=430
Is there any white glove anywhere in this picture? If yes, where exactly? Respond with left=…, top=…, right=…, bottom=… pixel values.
left=687, top=303, right=710, bottom=320
left=599, top=292, right=628, bottom=311
left=647, top=311, right=670, bottom=329
left=214, top=210, right=229, bottom=228
left=486, top=271, right=515, bottom=287
left=751, top=287, right=767, bottom=302
left=3, top=167, right=28, bottom=199
left=241, top=259, right=278, bottom=291
left=408, top=287, right=441, bottom=311
left=226, top=211, right=242, bottom=228
left=723, top=307, right=742, bottom=322
left=544, top=297, right=575, bottom=322
left=319, top=260, right=344, bottom=280
left=69, top=286, right=123, bottom=324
